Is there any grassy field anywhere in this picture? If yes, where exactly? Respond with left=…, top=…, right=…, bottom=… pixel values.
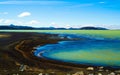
left=0, top=30, right=120, bottom=39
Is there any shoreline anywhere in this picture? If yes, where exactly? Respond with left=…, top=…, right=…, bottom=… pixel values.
left=33, top=34, right=120, bottom=70
left=0, top=32, right=119, bottom=74
left=16, top=32, right=119, bottom=70
left=9, top=32, right=85, bottom=70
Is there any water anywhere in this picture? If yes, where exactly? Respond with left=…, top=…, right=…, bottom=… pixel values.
left=34, top=34, right=120, bottom=68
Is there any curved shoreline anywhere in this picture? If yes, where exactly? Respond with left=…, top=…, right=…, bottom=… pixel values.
left=15, top=32, right=120, bottom=70
left=0, top=32, right=119, bottom=74
left=13, top=32, right=87, bottom=71
left=34, top=34, right=120, bottom=69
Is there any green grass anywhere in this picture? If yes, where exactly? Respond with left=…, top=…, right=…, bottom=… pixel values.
left=0, top=30, right=120, bottom=39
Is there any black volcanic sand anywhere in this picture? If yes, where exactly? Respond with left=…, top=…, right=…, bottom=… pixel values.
left=0, top=32, right=118, bottom=75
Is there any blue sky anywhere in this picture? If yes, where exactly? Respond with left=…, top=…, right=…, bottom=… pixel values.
left=0, top=0, right=120, bottom=29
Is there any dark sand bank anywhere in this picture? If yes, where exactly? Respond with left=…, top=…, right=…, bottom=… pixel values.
left=0, top=32, right=119, bottom=75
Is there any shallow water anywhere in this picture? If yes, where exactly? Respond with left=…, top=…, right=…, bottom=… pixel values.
left=34, top=34, right=120, bottom=68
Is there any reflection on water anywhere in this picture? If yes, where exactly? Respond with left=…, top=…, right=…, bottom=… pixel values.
left=34, top=34, right=120, bottom=68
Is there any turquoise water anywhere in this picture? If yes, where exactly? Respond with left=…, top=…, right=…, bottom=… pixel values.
left=34, top=34, right=120, bottom=68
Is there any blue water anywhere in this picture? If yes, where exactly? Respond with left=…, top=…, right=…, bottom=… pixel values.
left=34, top=34, right=120, bottom=68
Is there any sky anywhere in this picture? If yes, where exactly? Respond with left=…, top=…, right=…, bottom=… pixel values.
left=0, top=0, right=120, bottom=29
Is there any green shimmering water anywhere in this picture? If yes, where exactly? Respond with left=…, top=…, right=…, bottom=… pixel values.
left=49, top=49, right=120, bottom=66
left=0, top=30, right=120, bottom=39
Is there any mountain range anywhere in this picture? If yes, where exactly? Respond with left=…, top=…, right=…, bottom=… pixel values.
left=0, top=24, right=108, bottom=30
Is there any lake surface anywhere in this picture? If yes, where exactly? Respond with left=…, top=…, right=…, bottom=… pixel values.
left=34, top=33, right=120, bottom=68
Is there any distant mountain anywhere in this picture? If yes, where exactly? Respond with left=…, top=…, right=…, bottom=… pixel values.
left=0, top=24, right=108, bottom=30
left=0, top=24, right=34, bottom=30
left=80, top=26, right=108, bottom=30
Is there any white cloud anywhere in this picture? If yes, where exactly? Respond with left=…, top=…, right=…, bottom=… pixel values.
left=4, top=19, right=14, bottom=24
left=18, top=12, right=31, bottom=18
left=0, top=19, right=4, bottom=23
left=51, top=22, right=57, bottom=26
left=26, top=20, right=40, bottom=25
left=50, top=22, right=71, bottom=28
left=99, top=2, right=105, bottom=4
left=80, top=24, right=95, bottom=27
left=50, top=22, right=59, bottom=28
left=2, top=19, right=22, bottom=25
left=64, top=24, right=71, bottom=29
left=0, top=18, right=41, bottom=26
